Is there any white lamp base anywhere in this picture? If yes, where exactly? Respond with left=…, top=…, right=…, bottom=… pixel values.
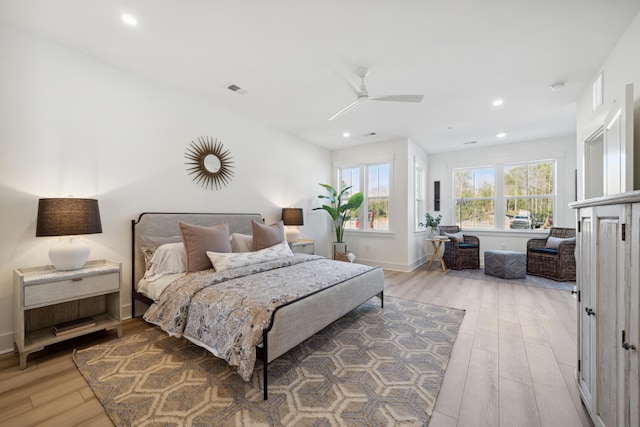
left=285, top=227, right=300, bottom=243
left=49, top=237, right=90, bottom=270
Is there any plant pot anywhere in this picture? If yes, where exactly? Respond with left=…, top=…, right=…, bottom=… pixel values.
left=333, top=242, right=349, bottom=261
left=425, top=226, right=439, bottom=239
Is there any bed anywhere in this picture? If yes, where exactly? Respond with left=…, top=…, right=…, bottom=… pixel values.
left=131, top=212, right=385, bottom=399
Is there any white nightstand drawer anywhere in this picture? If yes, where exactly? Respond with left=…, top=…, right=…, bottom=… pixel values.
left=291, top=240, right=314, bottom=254
left=24, top=272, right=119, bottom=308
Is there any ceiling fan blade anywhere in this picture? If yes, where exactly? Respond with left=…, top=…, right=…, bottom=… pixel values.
left=370, top=94, right=424, bottom=103
left=328, top=100, right=360, bottom=121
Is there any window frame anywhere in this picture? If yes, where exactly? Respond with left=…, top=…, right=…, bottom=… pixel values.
left=338, top=160, right=393, bottom=233
left=452, top=159, right=556, bottom=231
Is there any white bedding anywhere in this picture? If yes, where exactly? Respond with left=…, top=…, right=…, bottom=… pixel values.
left=137, top=273, right=185, bottom=301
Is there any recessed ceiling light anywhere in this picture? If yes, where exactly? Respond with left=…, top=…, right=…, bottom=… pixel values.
left=121, top=14, right=138, bottom=26
left=549, top=82, right=565, bottom=92
left=496, top=132, right=507, bottom=138
left=492, top=99, right=504, bottom=106
left=343, top=132, right=350, bottom=138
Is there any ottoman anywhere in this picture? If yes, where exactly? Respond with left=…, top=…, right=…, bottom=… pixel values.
left=484, top=250, right=526, bottom=279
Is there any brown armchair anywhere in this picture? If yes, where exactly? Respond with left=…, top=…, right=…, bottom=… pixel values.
left=526, top=227, right=576, bottom=281
left=439, top=225, right=480, bottom=270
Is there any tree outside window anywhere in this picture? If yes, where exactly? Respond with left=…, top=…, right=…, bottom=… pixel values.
left=454, top=167, right=496, bottom=228
left=504, top=161, right=554, bottom=229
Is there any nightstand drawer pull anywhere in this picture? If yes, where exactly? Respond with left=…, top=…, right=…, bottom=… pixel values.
left=72, top=278, right=83, bottom=282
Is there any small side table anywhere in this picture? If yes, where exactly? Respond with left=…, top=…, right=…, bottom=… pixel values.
left=425, top=238, right=449, bottom=271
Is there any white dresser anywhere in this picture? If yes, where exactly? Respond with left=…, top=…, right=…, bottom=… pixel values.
left=570, top=191, right=639, bottom=427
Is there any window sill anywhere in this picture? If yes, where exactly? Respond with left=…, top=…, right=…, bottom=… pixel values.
left=344, top=230, right=395, bottom=238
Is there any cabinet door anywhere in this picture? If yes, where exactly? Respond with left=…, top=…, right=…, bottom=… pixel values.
left=630, top=204, right=639, bottom=427
left=594, top=204, right=627, bottom=427
left=578, top=207, right=595, bottom=411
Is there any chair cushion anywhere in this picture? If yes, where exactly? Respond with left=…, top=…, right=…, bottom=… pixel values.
left=530, top=247, right=558, bottom=255
left=459, top=243, right=478, bottom=249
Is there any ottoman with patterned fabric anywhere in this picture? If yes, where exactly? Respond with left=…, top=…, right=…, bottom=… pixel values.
left=484, top=250, right=526, bottom=279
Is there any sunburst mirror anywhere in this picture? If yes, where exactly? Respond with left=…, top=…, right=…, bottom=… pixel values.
left=185, top=137, right=234, bottom=190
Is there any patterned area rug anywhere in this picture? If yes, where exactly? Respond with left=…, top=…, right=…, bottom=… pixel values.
left=445, top=268, right=576, bottom=291
left=74, top=297, right=464, bottom=426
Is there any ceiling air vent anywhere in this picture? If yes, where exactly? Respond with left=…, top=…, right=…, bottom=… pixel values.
left=364, top=132, right=377, bottom=136
left=463, top=140, right=477, bottom=145
left=227, top=84, right=247, bottom=95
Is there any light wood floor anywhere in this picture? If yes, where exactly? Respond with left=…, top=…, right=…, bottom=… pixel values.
left=0, top=268, right=592, bottom=426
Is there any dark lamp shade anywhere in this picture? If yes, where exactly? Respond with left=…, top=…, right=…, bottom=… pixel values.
left=36, top=198, right=102, bottom=237
left=281, top=208, right=304, bottom=226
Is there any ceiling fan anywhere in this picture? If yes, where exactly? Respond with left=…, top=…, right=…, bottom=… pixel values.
left=328, top=66, right=424, bottom=121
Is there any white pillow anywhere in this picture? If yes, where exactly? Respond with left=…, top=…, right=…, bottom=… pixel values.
left=230, top=233, right=254, bottom=252
left=145, top=242, right=187, bottom=281
left=207, top=240, right=294, bottom=272
left=443, top=231, right=464, bottom=243
left=545, top=236, right=575, bottom=249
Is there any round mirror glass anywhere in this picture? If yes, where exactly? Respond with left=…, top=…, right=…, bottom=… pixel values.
left=204, top=154, right=221, bottom=173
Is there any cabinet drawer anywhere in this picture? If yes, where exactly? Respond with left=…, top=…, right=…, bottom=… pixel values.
left=24, top=272, right=119, bottom=308
left=294, top=243, right=314, bottom=254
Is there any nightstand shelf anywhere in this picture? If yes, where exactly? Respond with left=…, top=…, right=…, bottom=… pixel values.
left=14, top=259, right=122, bottom=369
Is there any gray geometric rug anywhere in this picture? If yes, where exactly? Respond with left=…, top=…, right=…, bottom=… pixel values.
left=445, top=268, right=576, bottom=291
left=74, top=297, right=464, bottom=427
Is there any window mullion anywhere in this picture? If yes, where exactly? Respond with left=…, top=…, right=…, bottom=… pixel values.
left=495, top=165, right=505, bottom=229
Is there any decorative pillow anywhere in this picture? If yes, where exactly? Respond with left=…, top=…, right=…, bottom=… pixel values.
left=145, top=242, right=186, bottom=281
left=230, top=233, right=254, bottom=253
left=545, top=236, right=575, bottom=249
left=139, top=235, right=182, bottom=271
left=443, top=231, right=464, bottom=243
left=178, top=221, right=232, bottom=272
left=207, top=240, right=294, bottom=272
left=252, top=220, right=285, bottom=251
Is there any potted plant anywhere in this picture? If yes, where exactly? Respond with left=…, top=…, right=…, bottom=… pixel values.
left=419, top=212, right=442, bottom=239
left=313, top=184, right=363, bottom=257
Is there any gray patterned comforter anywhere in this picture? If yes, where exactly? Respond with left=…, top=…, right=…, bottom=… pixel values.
left=144, top=254, right=378, bottom=380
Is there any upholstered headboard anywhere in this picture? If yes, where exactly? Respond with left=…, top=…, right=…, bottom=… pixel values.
left=131, top=212, right=263, bottom=315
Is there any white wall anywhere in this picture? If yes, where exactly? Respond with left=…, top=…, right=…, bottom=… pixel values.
left=576, top=10, right=640, bottom=199
left=427, top=135, right=577, bottom=260
left=0, top=24, right=332, bottom=353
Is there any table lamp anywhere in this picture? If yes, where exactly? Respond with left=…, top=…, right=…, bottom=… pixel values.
left=281, top=208, right=304, bottom=243
left=36, top=198, right=102, bottom=270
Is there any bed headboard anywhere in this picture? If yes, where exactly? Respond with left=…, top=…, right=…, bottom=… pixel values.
left=131, top=212, right=263, bottom=314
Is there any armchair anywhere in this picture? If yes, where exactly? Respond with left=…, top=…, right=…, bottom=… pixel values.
left=526, top=227, right=576, bottom=281
left=439, top=225, right=480, bottom=270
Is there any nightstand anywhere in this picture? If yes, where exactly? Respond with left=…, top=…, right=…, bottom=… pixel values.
left=290, top=239, right=315, bottom=254
left=14, top=259, right=122, bottom=369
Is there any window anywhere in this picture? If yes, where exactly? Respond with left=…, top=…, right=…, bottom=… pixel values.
left=339, top=166, right=360, bottom=230
left=453, top=160, right=555, bottom=230
left=504, top=161, right=554, bottom=230
left=454, top=167, right=496, bottom=228
left=339, top=162, right=391, bottom=231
